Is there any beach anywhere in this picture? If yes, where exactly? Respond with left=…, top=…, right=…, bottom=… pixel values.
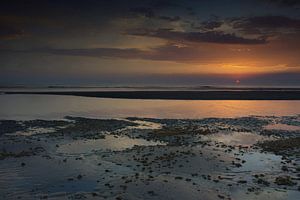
left=0, top=94, right=299, bottom=199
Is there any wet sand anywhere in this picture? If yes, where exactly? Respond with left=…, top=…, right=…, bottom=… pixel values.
left=4, top=90, right=300, bottom=100
left=0, top=115, right=299, bottom=199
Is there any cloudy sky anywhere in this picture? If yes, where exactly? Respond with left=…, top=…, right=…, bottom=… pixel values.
left=1, top=0, right=300, bottom=86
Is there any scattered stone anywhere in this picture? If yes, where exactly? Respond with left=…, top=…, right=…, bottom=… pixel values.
left=275, top=176, right=297, bottom=186
left=237, top=180, right=247, bottom=184
left=257, top=178, right=270, bottom=186
left=281, top=165, right=288, bottom=171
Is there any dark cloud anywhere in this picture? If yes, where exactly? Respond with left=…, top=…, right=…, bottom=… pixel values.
left=2, top=44, right=209, bottom=63
left=0, top=25, right=24, bottom=40
left=186, top=7, right=196, bottom=16
left=197, top=20, right=223, bottom=30
left=231, top=15, right=300, bottom=36
left=151, top=0, right=180, bottom=8
left=36, top=47, right=150, bottom=59
left=264, top=0, right=300, bottom=7
left=232, top=15, right=300, bottom=29
left=144, top=44, right=217, bottom=62
left=127, top=28, right=267, bottom=44
left=129, top=6, right=182, bottom=22
left=129, top=7, right=155, bottom=18
left=158, top=16, right=181, bottom=22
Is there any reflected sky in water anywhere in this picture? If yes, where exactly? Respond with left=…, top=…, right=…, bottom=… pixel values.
left=0, top=94, right=300, bottom=120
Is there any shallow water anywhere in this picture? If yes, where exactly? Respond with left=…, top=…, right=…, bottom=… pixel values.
left=207, top=131, right=272, bottom=147
left=1, top=94, right=300, bottom=120
left=57, top=135, right=164, bottom=154
left=11, top=127, right=57, bottom=136
left=264, top=123, right=300, bottom=131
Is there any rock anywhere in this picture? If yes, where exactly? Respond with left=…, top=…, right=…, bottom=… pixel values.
left=274, top=176, right=297, bottom=186
left=281, top=165, right=288, bottom=171
left=237, top=180, right=247, bottom=184
left=91, top=192, right=98, bottom=197
left=147, top=191, right=155, bottom=196
left=257, top=178, right=270, bottom=186
left=175, top=176, right=183, bottom=180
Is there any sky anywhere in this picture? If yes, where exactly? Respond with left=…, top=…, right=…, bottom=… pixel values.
left=0, top=0, right=300, bottom=86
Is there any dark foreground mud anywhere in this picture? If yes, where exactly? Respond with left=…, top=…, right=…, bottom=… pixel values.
left=0, top=115, right=300, bottom=199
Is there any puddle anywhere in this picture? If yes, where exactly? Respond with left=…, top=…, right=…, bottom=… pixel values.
left=207, top=132, right=271, bottom=147
left=264, top=123, right=300, bottom=131
left=119, top=119, right=162, bottom=130
left=9, top=127, right=56, bottom=136
left=233, top=151, right=282, bottom=172
left=130, top=120, right=162, bottom=129
left=57, top=135, right=164, bottom=154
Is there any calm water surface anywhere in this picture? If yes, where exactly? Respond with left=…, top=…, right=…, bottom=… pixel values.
left=0, top=94, right=300, bottom=120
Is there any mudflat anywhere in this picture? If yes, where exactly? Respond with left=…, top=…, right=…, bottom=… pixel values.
left=0, top=115, right=299, bottom=199
left=4, top=90, right=300, bottom=100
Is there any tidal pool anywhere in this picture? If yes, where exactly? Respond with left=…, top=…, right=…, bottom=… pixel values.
left=57, top=135, right=165, bottom=154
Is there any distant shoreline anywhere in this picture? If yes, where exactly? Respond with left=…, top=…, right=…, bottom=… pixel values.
left=1, top=86, right=300, bottom=91
left=3, top=90, right=300, bottom=100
